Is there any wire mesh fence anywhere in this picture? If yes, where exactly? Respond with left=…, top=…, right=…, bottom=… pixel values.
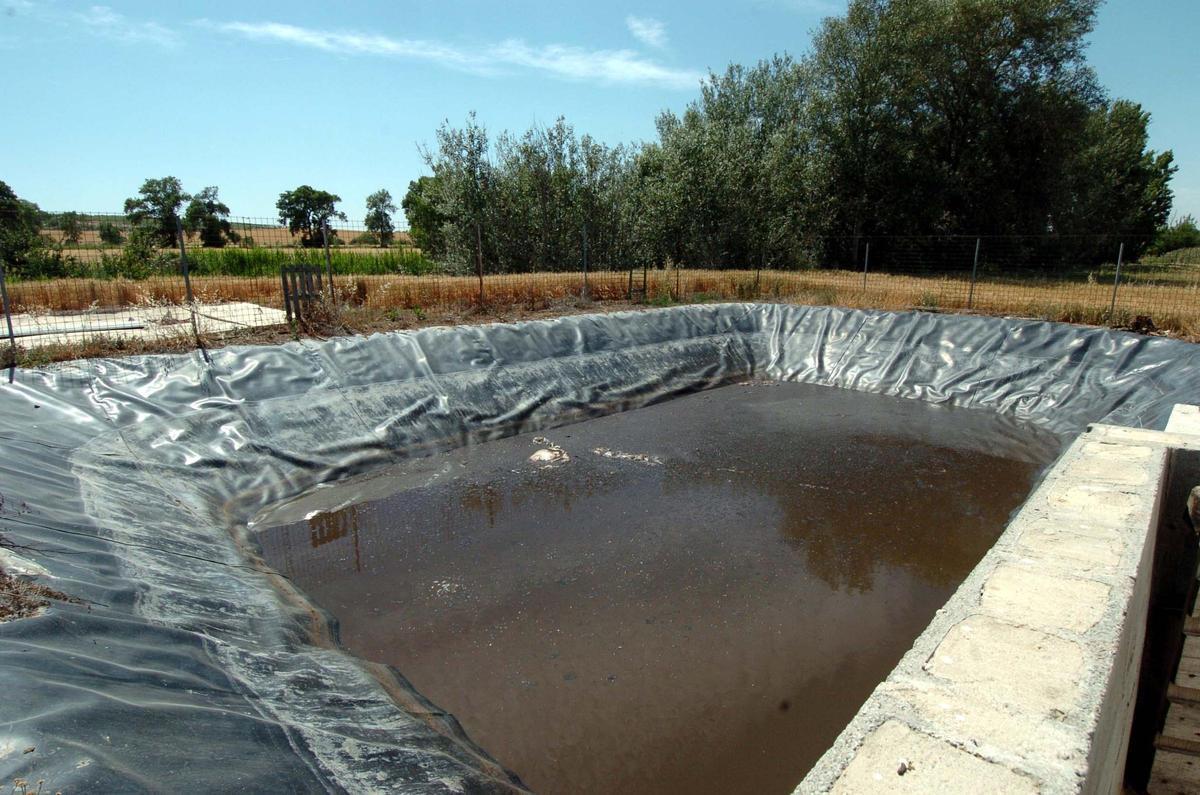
left=3, top=212, right=1198, bottom=387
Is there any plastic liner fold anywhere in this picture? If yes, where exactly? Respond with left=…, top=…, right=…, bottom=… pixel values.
left=2, top=303, right=1199, bottom=792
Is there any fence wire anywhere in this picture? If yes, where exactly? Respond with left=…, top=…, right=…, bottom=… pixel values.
left=3, top=212, right=1197, bottom=387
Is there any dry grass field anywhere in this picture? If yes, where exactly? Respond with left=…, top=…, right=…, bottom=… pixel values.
left=7, top=267, right=1198, bottom=337
left=44, top=225, right=415, bottom=261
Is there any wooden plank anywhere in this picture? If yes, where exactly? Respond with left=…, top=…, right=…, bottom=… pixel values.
left=1181, top=636, right=1200, bottom=660
left=1156, top=732, right=1200, bottom=756
left=1169, top=683, right=1200, bottom=706
left=1149, top=749, right=1200, bottom=794
left=1186, top=616, right=1200, bottom=637
left=1178, top=654, right=1200, bottom=678
left=1162, top=701, right=1200, bottom=745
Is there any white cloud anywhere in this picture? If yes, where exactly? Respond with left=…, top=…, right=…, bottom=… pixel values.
left=625, top=15, right=667, bottom=49
left=78, top=5, right=178, bottom=47
left=209, top=20, right=701, bottom=90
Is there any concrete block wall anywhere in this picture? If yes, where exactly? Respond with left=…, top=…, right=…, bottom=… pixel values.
left=798, top=406, right=1200, bottom=794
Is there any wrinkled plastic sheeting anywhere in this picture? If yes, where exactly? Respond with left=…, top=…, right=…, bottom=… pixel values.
left=1, top=303, right=1198, bottom=792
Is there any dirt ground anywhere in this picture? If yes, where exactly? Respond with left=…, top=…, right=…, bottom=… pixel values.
left=0, top=556, right=75, bottom=623
left=2, top=299, right=656, bottom=368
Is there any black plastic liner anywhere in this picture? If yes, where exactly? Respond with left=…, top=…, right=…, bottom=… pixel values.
left=2, top=304, right=1198, bottom=792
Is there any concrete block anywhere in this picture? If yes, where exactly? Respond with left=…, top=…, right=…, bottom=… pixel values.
left=829, top=720, right=1037, bottom=794
left=882, top=679, right=1084, bottom=766
left=1015, top=521, right=1123, bottom=572
left=924, top=615, right=1084, bottom=713
left=1167, top=404, right=1200, bottom=436
left=980, top=564, right=1109, bottom=633
left=1045, top=484, right=1143, bottom=527
left=1069, top=442, right=1155, bottom=486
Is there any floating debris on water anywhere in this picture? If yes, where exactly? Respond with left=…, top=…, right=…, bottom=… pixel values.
left=592, top=447, right=663, bottom=466
left=530, top=437, right=570, bottom=466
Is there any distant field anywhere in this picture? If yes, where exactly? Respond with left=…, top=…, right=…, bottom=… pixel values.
left=43, top=224, right=415, bottom=255
left=1142, top=247, right=1200, bottom=266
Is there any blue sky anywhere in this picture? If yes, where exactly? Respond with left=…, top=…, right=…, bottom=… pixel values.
left=2, top=0, right=1197, bottom=223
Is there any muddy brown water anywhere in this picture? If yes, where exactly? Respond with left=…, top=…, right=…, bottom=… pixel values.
left=254, top=381, right=1064, bottom=794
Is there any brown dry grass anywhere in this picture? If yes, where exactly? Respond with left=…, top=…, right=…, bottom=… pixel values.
left=3, top=267, right=1196, bottom=368
left=46, top=225, right=414, bottom=252
left=8, top=268, right=1198, bottom=336
left=0, top=563, right=77, bottom=623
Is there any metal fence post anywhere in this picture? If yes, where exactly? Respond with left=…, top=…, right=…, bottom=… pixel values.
left=1107, top=242, right=1125, bottom=322
left=175, top=217, right=193, bottom=305
left=475, top=222, right=485, bottom=306
left=967, top=237, right=981, bottom=310
left=281, top=267, right=293, bottom=325
left=176, top=217, right=209, bottom=362
left=581, top=223, right=590, bottom=301
left=322, top=220, right=334, bottom=299
left=0, top=259, right=17, bottom=375
left=861, top=241, right=870, bottom=291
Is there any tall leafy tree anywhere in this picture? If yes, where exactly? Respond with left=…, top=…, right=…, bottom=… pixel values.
left=405, top=0, right=1175, bottom=273
left=0, top=180, right=60, bottom=278
left=364, top=189, right=397, bottom=247
left=651, top=56, right=811, bottom=267
left=422, top=114, right=493, bottom=272
left=124, top=176, right=189, bottom=247
left=276, top=186, right=346, bottom=247
left=184, top=186, right=239, bottom=248
left=805, top=0, right=1106, bottom=242
left=401, top=176, right=448, bottom=257
left=1057, top=100, right=1175, bottom=258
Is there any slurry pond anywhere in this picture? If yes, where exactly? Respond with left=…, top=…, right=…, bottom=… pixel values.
left=254, top=381, right=1064, bottom=794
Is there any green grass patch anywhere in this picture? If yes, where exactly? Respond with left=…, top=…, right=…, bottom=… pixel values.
left=40, top=247, right=440, bottom=280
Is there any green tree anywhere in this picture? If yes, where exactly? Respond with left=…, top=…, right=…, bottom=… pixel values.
left=650, top=56, right=811, bottom=267
left=401, top=176, right=448, bottom=257
left=364, top=189, right=397, bottom=247
left=1150, top=215, right=1200, bottom=255
left=276, top=185, right=345, bottom=247
left=98, top=220, right=125, bottom=246
left=184, top=186, right=239, bottom=248
left=0, top=181, right=62, bottom=278
left=124, top=176, right=190, bottom=247
left=804, top=0, right=1104, bottom=244
left=422, top=113, right=493, bottom=272
left=1057, top=100, right=1175, bottom=258
left=418, top=115, right=639, bottom=273
left=57, top=211, right=84, bottom=245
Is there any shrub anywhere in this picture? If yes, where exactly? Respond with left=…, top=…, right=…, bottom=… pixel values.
left=98, top=221, right=125, bottom=245
left=1149, top=215, right=1200, bottom=255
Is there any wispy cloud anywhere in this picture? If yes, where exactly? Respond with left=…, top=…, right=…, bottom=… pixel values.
left=78, top=5, right=178, bottom=47
left=208, top=20, right=702, bottom=90
left=625, top=15, right=667, bottom=49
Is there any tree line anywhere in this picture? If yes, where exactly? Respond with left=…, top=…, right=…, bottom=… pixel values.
left=403, top=0, right=1181, bottom=273
left=3, top=0, right=1196, bottom=282
left=115, top=178, right=400, bottom=250
left=0, top=178, right=401, bottom=278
